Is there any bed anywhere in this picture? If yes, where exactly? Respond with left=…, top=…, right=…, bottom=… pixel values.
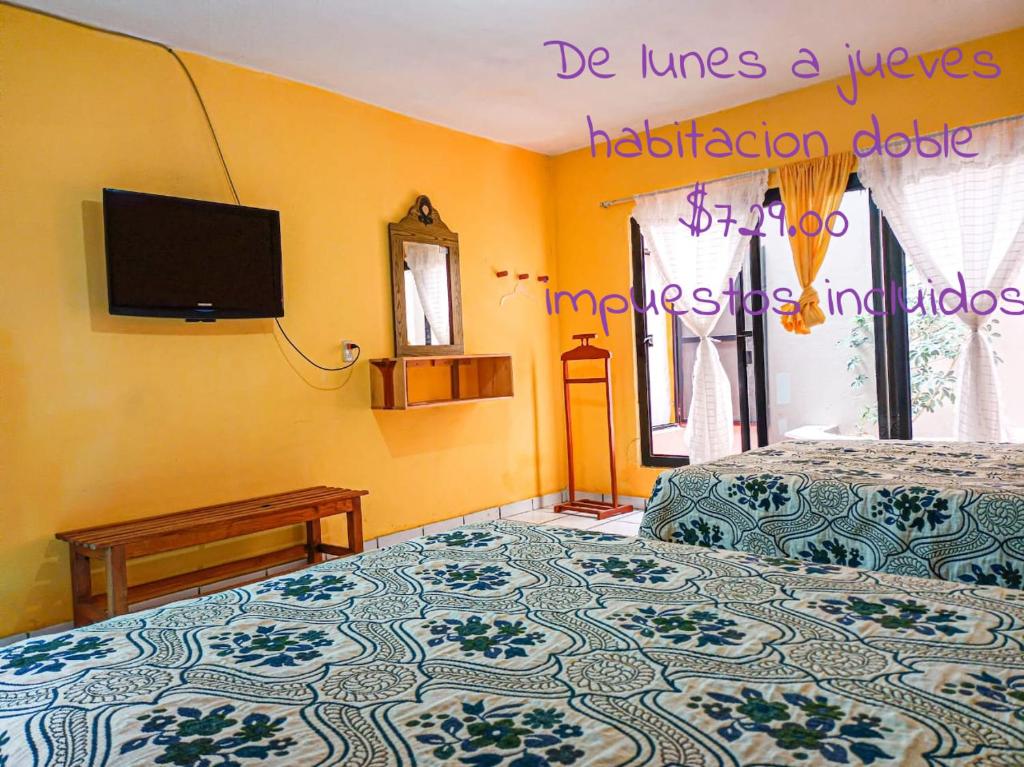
left=1, top=519, right=1023, bottom=766
left=642, top=440, right=1024, bottom=589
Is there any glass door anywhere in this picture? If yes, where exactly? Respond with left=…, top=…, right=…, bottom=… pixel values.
left=758, top=187, right=883, bottom=442
left=633, top=218, right=767, bottom=466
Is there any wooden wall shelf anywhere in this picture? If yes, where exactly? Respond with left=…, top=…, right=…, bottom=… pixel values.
left=370, top=354, right=513, bottom=410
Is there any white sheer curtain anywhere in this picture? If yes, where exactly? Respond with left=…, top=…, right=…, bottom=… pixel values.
left=404, top=243, right=451, bottom=345
left=404, top=271, right=427, bottom=345
left=859, top=118, right=1024, bottom=441
left=645, top=256, right=673, bottom=427
left=634, top=171, right=768, bottom=463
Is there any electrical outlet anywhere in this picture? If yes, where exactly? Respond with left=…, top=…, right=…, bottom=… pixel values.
left=341, top=340, right=357, bottom=363
left=776, top=372, right=791, bottom=405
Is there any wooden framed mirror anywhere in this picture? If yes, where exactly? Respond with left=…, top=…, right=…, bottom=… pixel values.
left=389, top=195, right=464, bottom=356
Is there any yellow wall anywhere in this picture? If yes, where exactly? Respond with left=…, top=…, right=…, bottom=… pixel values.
left=4, top=4, right=1024, bottom=638
left=551, top=27, right=1024, bottom=497
left=0, top=5, right=564, bottom=636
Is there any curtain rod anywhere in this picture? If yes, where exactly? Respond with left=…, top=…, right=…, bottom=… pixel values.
left=599, top=167, right=767, bottom=208
left=598, top=112, right=1024, bottom=209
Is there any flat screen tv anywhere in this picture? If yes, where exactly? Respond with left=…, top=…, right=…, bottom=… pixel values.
left=103, top=189, right=283, bottom=320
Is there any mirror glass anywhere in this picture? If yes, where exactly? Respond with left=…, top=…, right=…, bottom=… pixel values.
left=402, top=241, right=452, bottom=347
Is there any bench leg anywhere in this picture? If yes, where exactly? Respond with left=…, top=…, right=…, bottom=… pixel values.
left=104, top=546, right=128, bottom=619
left=306, top=519, right=324, bottom=564
left=70, top=546, right=93, bottom=627
left=347, top=501, right=364, bottom=554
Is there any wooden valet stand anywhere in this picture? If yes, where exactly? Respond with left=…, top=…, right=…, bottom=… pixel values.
left=554, top=334, right=633, bottom=520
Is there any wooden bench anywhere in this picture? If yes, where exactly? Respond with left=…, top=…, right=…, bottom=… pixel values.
left=56, top=486, right=368, bottom=626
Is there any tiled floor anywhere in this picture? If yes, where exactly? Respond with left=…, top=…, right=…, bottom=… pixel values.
left=493, top=505, right=638, bottom=536
left=362, top=493, right=647, bottom=551
left=367, top=500, right=645, bottom=548
left=537, top=508, right=643, bottom=533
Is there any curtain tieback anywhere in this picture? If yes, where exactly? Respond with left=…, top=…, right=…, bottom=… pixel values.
left=780, top=285, right=825, bottom=335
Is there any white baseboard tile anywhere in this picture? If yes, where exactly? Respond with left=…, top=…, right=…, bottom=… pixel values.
left=423, top=516, right=465, bottom=535
left=29, top=621, right=73, bottom=638
left=377, top=527, right=423, bottom=549
left=362, top=537, right=379, bottom=551
left=536, top=491, right=566, bottom=509
left=0, top=632, right=28, bottom=647
left=499, top=499, right=534, bottom=518
left=464, top=507, right=499, bottom=524
left=503, top=508, right=563, bottom=524
left=265, top=559, right=309, bottom=578
left=571, top=491, right=604, bottom=503
left=131, top=588, right=200, bottom=612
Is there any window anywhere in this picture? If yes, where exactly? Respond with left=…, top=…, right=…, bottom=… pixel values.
left=760, top=186, right=881, bottom=441
left=634, top=170, right=1023, bottom=467
left=632, top=219, right=767, bottom=467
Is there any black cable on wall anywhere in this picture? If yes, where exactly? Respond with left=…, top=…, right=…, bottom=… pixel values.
left=4, top=0, right=358, bottom=372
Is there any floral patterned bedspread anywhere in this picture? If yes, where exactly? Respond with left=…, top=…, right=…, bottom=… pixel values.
left=2, top=520, right=1023, bottom=766
left=641, top=440, right=1024, bottom=589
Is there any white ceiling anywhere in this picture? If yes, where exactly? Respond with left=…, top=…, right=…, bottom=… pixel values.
left=17, top=0, right=1024, bottom=154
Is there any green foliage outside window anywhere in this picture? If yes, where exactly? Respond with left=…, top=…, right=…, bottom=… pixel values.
left=841, top=271, right=1001, bottom=432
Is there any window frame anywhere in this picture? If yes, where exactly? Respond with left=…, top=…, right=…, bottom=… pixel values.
left=632, top=173, right=912, bottom=468
left=632, top=218, right=684, bottom=467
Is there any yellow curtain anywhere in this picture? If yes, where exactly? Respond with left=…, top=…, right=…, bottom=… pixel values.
left=778, top=152, right=856, bottom=334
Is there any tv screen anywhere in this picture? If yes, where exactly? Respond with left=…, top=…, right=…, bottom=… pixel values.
left=103, top=189, right=283, bottom=320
